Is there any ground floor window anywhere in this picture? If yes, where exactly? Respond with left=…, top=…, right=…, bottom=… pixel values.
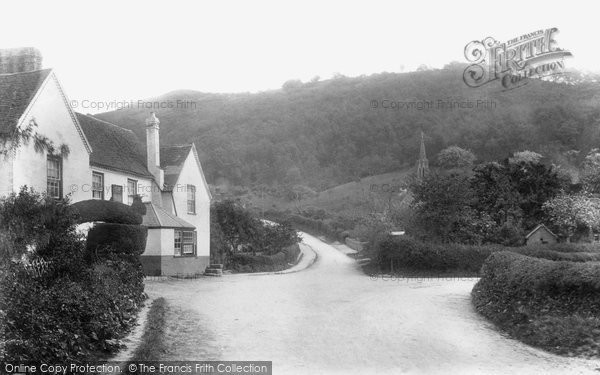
left=174, top=230, right=196, bottom=256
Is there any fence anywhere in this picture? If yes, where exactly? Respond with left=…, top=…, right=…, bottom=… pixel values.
left=22, top=258, right=53, bottom=277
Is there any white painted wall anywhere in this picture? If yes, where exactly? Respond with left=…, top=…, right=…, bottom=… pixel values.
left=143, top=229, right=162, bottom=256
left=10, top=74, right=91, bottom=203
left=170, top=150, right=210, bottom=257
left=89, top=167, right=152, bottom=203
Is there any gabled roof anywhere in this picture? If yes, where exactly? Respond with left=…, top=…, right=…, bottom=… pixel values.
left=76, top=112, right=153, bottom=178
left=142, top=202, right=195, bottom=229
left=159, top=143, right=212, bottom=199
left=525, top=224, right=557, bottom=239
left=0, top=69, right=52, bottom=134
left=160, top=144, right=192, bottom=190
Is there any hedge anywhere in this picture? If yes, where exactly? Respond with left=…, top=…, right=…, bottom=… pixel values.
left=86, top=223, right=148, bottom=258
left=472, top=252, right=600, bottom=356
left=375, top=236, right=600, bottom=275
left=71, top=200, right=142, bottom=225
left=0, top=254, right=145, bottom=362
left=230, top=244, right=301, bottom=273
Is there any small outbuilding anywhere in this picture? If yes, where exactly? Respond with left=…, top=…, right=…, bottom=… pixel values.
left=525, top=224, right=558, bottom=246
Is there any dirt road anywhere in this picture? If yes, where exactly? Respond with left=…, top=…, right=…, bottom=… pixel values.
left=145, top=233, right=599, bottom=375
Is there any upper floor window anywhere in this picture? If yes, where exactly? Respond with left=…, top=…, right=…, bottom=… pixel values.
left=187, top=184, right=196, bottom=214
left=92, top=172, right=104, bottom=200
left=46, top=156, right=62, bottom=199
left=127, top=179, right=137, bottom=205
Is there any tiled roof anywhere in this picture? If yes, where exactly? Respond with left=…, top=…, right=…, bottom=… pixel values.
left=76, top=112, right=153, bottom=178
left=160, top=144, right=192, bottom=191
left=0, top=69, right=52, bottom=134
left=142, top=202, right=195, bottom=229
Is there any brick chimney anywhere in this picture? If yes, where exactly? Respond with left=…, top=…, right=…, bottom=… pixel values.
left=0, top=47, right=43, bottom=74
left=145, top=112, right=164, bottom=189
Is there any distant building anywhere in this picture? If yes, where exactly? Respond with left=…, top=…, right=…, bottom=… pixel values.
left=415, top=131, right=429, bottom=179
left=525, top=224, right=557, bottom=246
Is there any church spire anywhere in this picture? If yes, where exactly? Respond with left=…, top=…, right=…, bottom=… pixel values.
left=416, top=131, right=429, bottom=179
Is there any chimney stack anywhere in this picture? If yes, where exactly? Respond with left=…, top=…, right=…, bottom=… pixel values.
left=0, top=47, right=43, bottom=74
left=145, top=112, right=164, bottom=189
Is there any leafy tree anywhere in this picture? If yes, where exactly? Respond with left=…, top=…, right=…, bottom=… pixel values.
left=0, top=187, right=78, bottom=264
left=543, top=194, right=600, bottom=242
left=211, top=200, right=261, bottom=263
left=436, top=146, right=476, bottom=170
left=409, top=173, right=491, bottom=244
left=580, top=149, right=600, bottom=194
left=472, top=159, right=565, bottom=231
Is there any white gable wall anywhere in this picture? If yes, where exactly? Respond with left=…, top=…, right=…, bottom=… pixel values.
left=171, top=150, right=210, bottom=258
left=9, top=74, right=91, bottom=202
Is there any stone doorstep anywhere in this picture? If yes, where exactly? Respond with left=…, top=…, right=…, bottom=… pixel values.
left=204, top=267, right=223, bottom=277
left=209, top=264, right=224, bottom=269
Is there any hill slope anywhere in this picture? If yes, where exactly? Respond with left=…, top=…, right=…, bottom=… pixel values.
left=96, top=64, right=600, bottom=190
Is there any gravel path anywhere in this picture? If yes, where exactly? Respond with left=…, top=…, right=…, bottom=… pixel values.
left=145, top=233, right=600, bottom=375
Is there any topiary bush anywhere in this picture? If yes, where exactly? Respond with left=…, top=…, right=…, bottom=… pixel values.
left=71, top=199, right=142, bottom=225
left=472, top=251, right=600, bottom=357
left=86, top=223, right=147, bottom=259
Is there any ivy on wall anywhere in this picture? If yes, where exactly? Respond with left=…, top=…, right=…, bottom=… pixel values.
left=0, top=118, right=69, bottom=159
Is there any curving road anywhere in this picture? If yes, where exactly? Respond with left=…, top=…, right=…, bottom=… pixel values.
left=145, top=233, right=599, bottom=375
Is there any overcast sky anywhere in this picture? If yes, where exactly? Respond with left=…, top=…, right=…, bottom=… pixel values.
left=1, top=0, right=596, bottom=111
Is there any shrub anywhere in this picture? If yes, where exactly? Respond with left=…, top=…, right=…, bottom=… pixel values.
left=0, top=189, right=146, bottom=362
left=86, top=223, right=148, bottom=258
left=230, top=244, right=301, bottom=273
left=472, top=252, right=600, bottom=356
left=71, top=199, right=142, bottom=225
left=1, top=254, right=145, bottom=362
left=0, top=187, right=78, bottom=263
left=376, top=236, right=502, bottom=274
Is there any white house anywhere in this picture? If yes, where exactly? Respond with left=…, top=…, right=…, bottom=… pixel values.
left=0, top=47, right=211, bottom=276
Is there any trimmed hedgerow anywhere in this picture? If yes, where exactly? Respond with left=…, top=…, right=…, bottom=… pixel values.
left=230, top=244, right=301, bottom=273
left=71, top=199, right=142, bottom=225
left=472, top=252, right=600, bottom=357
left=374, top=236, right=600, bottom=275
left=86, top=223, right=148, bottom=258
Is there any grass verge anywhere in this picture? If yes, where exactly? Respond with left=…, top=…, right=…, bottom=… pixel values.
left=128, top=297, right=168, bottom=363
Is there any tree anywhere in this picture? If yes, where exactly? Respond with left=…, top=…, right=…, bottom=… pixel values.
left=543, top=194, right=600, bottom=242
left=471, top=161, right=523, bottom=226
left=409, top=173, right=491, bottom=244
left=436, top=146, right=476, bottom=170
left=580, top=149, right=600, bottom=194
left=542, top=194, right=580, bottom=241
left=211, top=200, right=262, bottom=264
left=509, top=150, right=543, bottom=164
